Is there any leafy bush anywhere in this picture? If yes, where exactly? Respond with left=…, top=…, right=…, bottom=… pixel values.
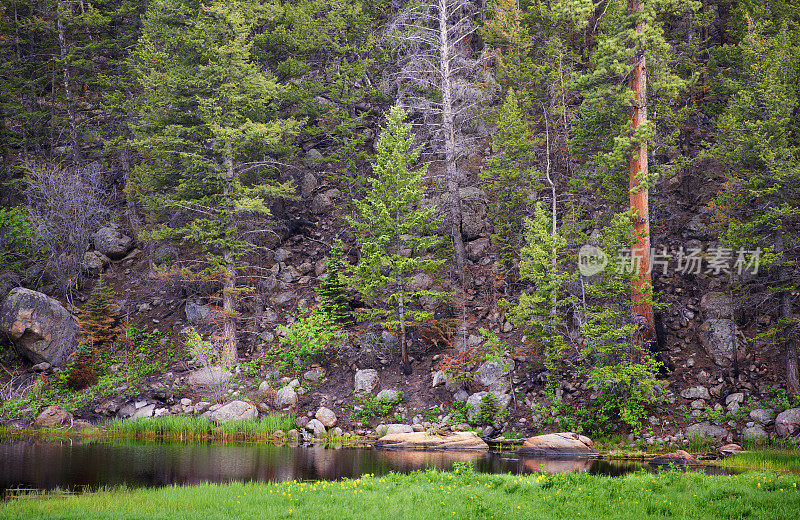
left=0, top=206, right=38, bottom=272
left=351, top=391, right=403, bottom=422
left=272, top=312, right=347, bottom=371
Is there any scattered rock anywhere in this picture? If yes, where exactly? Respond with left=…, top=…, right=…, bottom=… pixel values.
left=718, top=443, right=742, bottom=455
left=131, top=404, right=155, bottom=418
left=516, top=432, right=597, bottom=457
left=274, top=385, right=298, bottom=409
left=375, top=431, right=489, bottom=451
left=459, top=187, right=488, bottom=240
left=680, top=386, right=711, bottom=400
left=686, top=421, right=729, bottom=442
left=211, top=400, right=258, bottom=423
left=93, top=226, right=133, bottom=260
left=311, top=193, right=334, bottom=214
left=315, top=407, right=337, bottom=428
left=749, top=408, right=775, bottom=425
left=186, top=367, right=233, bottom=387
left=258, top=381, right=271, bottom=394
left=465, top=238, right=491, bottom=262
left=34, top=406, right=73, bottom=428
left=354, top=369, right=379, bottom=394
left=742, top=424, right=768, bottom=441
left=304, top=367, right=326, bottom=382
left=301, top=171, right=318, bottom=198
left=473, top=357, right=513, bottom=392
left=376, top=389, right=400, bottom=403
left=725, top=392, right=745, bottom=413
left=700, top=292, right=733, bottom=319
left=775, top=407, right=800, bottom=438
left=306, top=418, right=326, bottom=436
left=83, top=251, right=111, bottom=272
left=0, top=288, right=79, bottom=366
left=31, top=362, right=51, bottom=372
left=185, top=301, right=212, bottom=324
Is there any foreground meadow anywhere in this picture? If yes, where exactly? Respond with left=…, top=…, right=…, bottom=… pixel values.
left=1, top=468, right=798, bottom=520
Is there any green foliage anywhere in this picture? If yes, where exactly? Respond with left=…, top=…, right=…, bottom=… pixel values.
left=446, top=400, right=469, bottom=426
left=316, top=239, right=353, bottom=325
left=479, top=90, right=540, bottom=267
left=348, top=106, right=451, bottom=331
left=472, top=393, right=500, bottom=426
left=351, top=391, right=403, bottom=422
left=272, top=312, right=347, bottom=371
left=0, top=206, right=37, bottom=272
left=104, top=413, right=295, bottom=440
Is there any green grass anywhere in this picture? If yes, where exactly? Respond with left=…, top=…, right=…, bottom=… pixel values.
left=102, top=413, right=295, bottom=441
left=1, top=469, right=798, bottom=519
left=719, top=449, right=800, bottom=472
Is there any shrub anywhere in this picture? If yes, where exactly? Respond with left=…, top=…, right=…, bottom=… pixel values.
left=351, top=391, right=403, bottom=422
left=272, top=312, right=347, bottom=371
left=0, top=206, right=37, bottom=272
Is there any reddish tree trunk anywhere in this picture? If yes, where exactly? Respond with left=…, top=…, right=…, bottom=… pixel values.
left=629, top=0, right=655, bottom=340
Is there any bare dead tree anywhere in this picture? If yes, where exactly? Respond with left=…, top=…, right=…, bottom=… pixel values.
left=383, top=0, right=493, bottom=288
left=25, top=163, right=110, bottom=298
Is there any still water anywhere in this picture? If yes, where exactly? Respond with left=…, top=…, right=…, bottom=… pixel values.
left=0, top=439, right=725, bottom=491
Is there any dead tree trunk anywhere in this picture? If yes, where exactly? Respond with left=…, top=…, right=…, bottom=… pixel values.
left=438, top=0, right=467, bottom=288
left=628, top=0, right=655, bottom=340
left=57, top=0, right=80, bottom=165
left=221, top=143, right=238, bottom=367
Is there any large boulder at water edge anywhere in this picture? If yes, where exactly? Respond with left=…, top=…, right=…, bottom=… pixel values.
left=515, top=432, right=596, bottom=457
left=375, top=431, right=489, bottom=451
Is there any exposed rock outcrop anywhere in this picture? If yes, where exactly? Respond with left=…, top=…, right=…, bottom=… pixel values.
left=515, top=432, right=596, bottom=457
left=0, top=288, right=79, bottom=365
left=375, top=431, right=489, bottom=451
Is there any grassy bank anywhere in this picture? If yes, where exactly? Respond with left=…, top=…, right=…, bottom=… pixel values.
left=1, top=469, right=799, bottom=519
left=102, top=414, right=296, bottom=441
left=718, top=449, right=800, bottom=472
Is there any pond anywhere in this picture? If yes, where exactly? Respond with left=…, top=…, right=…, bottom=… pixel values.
left=0, top=439, right=732, bottom=492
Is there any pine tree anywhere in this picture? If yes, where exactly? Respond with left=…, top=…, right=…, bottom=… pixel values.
left=710, top=24, right=800, bottom=394
left=129, top=0, right=300, bottom=367
left=317, top=239, right=353, bottom=325
left=348, top=106, right=451, bottom=375
left=79, top=277, right=120, bottom=351
left=479, top=89, right=540, bottom=269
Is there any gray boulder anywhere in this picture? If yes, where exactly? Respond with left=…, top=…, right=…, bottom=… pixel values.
left=749, top=408, right=776, bottom=425
left=83, top=251, right=111, bottom=272
left=315, top=407, right=337, bottom=428
left=186, top=367, right=232, bottom=387
left=354, top=369, right=379, bottom=394
left=311, top=193, right=334, bottom=214
left=459, top=187, right=488, bottom=240
left=680, top=386, right=711, bottom=400
left=131, top=404, right=155, bottom=418
left=303, top=367, right=326, bottom=382
left=301, top=171, right=318, bottom=198
left=211, top=400, right=258, bottom=423
left=376, top=389, right=400, bottom=403
left=686, top=421, right=729, bottom=442
left=185, top=301, right=211, bottom=324
left=775, top=407, right=800, bottom=437
left=0, top=288, right=79, bottom=365
left=274, top=385, right=298, bottom=409
left=466, top=238, right=491, bottom=262
left=700, top=292, right=733, bottom=319
left=474, top=357, right=513, bottom=393
left=306, top=418, right=326, bottom=436
left=742, top=424, right=768, bottom=441
left=698, top=319, right=745, bottom=367
left=93, top=226, right=133, bottom=260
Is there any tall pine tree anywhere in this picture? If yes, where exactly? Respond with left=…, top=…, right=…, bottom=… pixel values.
left=129, top=0, right=300, bottom=367
left=348, top=106, right=451, bottom=375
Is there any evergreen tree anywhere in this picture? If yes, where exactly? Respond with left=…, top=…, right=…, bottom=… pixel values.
left=709, top=24, right=800, bottom=394
left=479, top=89, right=540, bottom=270
left=348, top=106, right=451, bottom=375
left=129, top=0, right=301, bottom=367
left=316, top=238, right=353, bottom=325
left=79, top=277, right=120, bottom=351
